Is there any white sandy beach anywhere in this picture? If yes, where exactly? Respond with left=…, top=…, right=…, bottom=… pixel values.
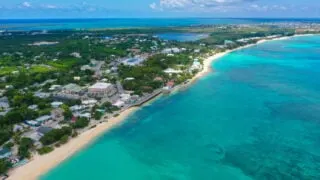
left=7, top=34, right=313, bottom=180
left=8, top=107, right=138, bottom=180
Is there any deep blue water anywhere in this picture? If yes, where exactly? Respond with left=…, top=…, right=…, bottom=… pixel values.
left=1, top=18, right=320, bottom=31
left=42, top=35, right=320, bottom=180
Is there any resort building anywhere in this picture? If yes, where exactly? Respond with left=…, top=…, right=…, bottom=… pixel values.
left=189, top=59, right=202, bottom=72
left=88, top=82, right=117, bottom=97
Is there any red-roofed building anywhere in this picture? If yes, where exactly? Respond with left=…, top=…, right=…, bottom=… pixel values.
left=166, top=81, right=175, bottom=88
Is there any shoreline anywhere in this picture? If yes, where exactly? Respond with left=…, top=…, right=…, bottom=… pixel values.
left=8, top=107, right=138, bottom=180
left=7, top=33, right=314, bottom=180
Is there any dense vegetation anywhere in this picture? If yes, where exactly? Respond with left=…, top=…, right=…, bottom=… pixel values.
left=40, top=126, right=72, bottom=146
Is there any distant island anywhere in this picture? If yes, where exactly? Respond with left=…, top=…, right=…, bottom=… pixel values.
left=0, top=22, right=319, bottom=179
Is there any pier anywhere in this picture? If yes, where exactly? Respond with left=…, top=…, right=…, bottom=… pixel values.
left=132, top=89, right=162, bottom=106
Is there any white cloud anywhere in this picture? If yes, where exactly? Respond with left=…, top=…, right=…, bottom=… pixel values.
left=150, top=2, right=157, bottom=9
left=22, top=2, right=32, bottom=8
left=150, top=0, right=257, bottom=11
left=150, top=0, right=291, bottom=14
left=45, top=5, right=57, bottom=9
left=248, top=4, right=288, bottom=12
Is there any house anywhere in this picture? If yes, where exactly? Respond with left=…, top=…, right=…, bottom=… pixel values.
left=35, top=115, right=52, bottom=125
left=70, top=105, right=86, bottom=112
left=88, top=82, right=117, bottom=97
left=0, top=148, right=12, bottom=159
left=51, top=108, right=64, bottom=121
left=0, top=97, right=9, bottom=110
left=166, top=81, right=175, bottom=89
left=75, top=112, right=91, bottom=119
left=13, top=124, right=24, bottom=132
left=49, top=85, right=62, bottom=91
left=28, top=104, right=38, bottom=110
left=25, top=120, right=40, bottom=127
left=34, top=92, right=50, bottom=99
left=37, top=127, right=53, bottom=136
left=51, top=101, right=63, bottom=108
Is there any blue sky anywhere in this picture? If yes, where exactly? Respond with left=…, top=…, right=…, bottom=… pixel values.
left=0, top=0, right=319, bottom=19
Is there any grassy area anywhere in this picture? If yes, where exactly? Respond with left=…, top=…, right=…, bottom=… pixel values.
left=47, top=58, right=80, bottom=70
left=0, top=66, right=18, bottom=76
left=29, top=65, right=56, bottom=73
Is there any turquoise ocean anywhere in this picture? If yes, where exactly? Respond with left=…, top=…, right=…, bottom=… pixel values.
left=42, top=35, right=320, bottom=179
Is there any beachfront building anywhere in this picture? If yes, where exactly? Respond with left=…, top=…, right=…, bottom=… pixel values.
left=162, top=80, right=175, bottom=93
left=189, top=59, right=202, bottom=72
left=88, top=82, right=117, bottom=97
left=0, top=148, right=12, bottom=159
left=113, top=100, right=125, bottom=108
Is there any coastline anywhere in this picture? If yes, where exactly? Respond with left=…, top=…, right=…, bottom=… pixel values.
left=7, top=34, right=314, bottom=180
left=8, top=107, right=138, bottom=180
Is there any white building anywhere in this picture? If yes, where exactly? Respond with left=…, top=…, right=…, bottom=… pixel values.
left=164, top=68, right=183, bottom=74
left=88, top=82, right=117, bottom=97
left=51, top=101, right=63, bottom=108
left=190, top=59, right=202, bottom=72
left=113, top=100, right=125, bottom=108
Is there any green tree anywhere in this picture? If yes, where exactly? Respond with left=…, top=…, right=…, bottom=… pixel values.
left=0, top=126, right=12, bottom=146
left=73, top=117, right=89, bottom=129
left=0, top=159, right=11, bottom=175
left=37, top=146, right=54, bottom=155
left=94, top=111, right=103, bottom=120
left=18, top=137, right=34, bottom=159
left=61, top=104, right=73, bottom=120
left=40, top=126, right=72, bottom=146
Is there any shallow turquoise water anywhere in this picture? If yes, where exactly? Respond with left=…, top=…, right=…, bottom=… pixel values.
left=42, top=35, right=320, bottom=180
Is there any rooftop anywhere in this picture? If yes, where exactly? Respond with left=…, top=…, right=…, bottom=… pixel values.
left=63, top=83, right=82, bottom=92
left=37, top=126, right=53, bottom=135
left=89, top=82, right=112, bottom=89
left=0, top=148, right=11, bottom=155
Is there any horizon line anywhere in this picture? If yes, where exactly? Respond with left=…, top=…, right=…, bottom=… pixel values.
left=1, top=17, right=320, bottom=20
